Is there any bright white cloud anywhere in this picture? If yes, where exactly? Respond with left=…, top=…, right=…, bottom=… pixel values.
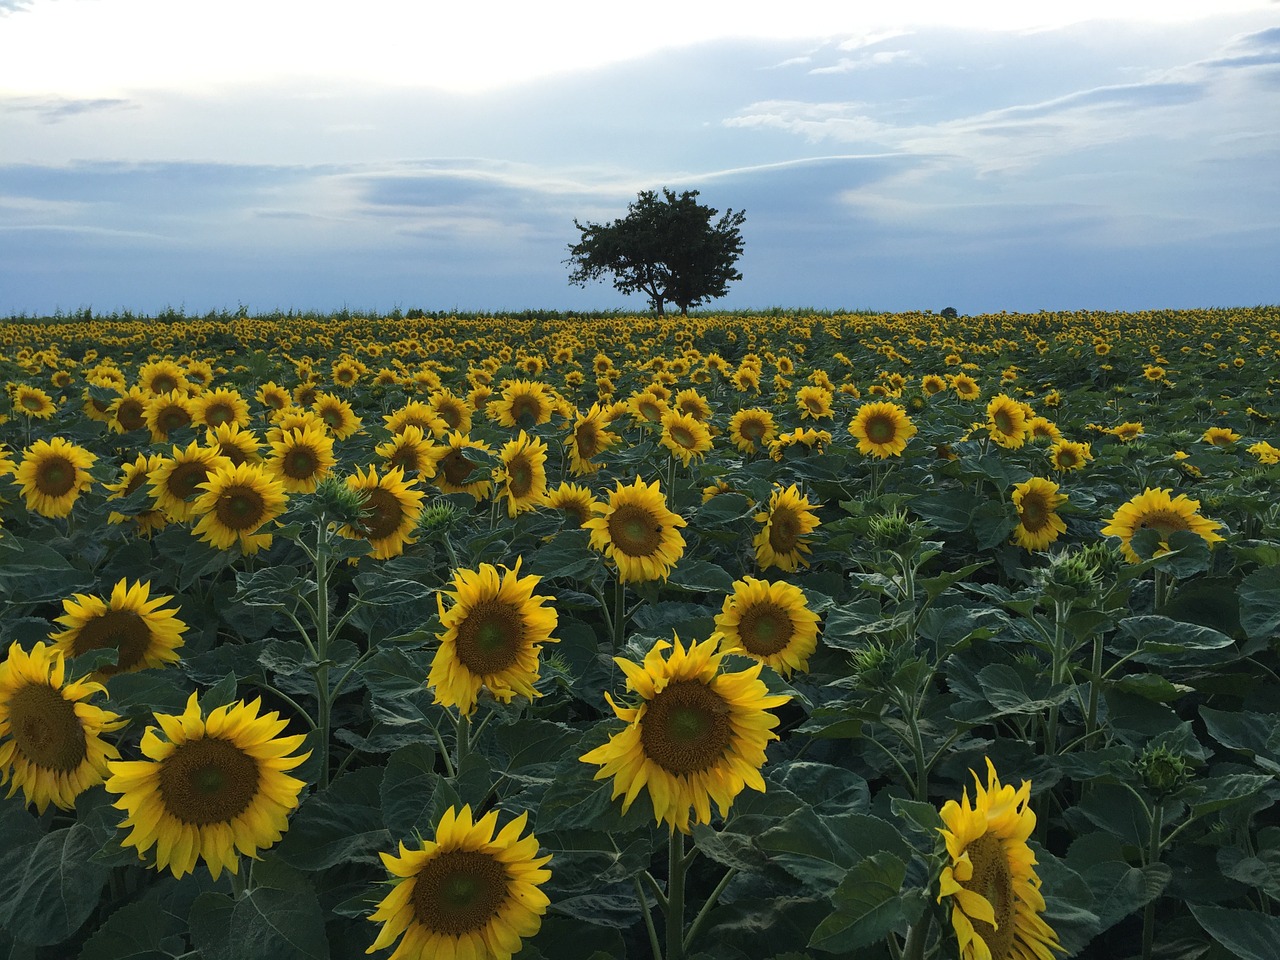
left=0, top=0, right=1274, bottom=96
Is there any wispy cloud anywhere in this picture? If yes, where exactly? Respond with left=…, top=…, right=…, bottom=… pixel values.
left=1, top=95, right=134, bottom=122
left=810, top=50, right=918, bottom=74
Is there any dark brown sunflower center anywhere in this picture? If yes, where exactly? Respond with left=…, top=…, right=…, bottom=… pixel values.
left=960, top=832, right=1016, bottom=960
left=669, top=425, right=696, bottom=449
left=740, top=418, right=766, bottom=441
left=320, top=406, right=344, bottom=429
left=607, top=504, right=664, bottom=558
left=69, top=608, right=151, bottom=673
left=993, top=409, right=1015, bottom=435
left=510, top=396, right=542, bottom=425
left=1133, top=510, right=1190, bottom=540
left=362, top=487, right=406, bottom=541
left=283, top=446, right=320, bottom=479
left=389, top=446, right=422, bottom=473
left=441, top=450, right=478, bottom=488
left=640, top=679, right=732, bottom=776
left=453, top=599, right=524, bottom=675
left=1019, top=494, right=1052, bottom=532
left=9, top=682, right=87, bottom=772
left=737, top=602, right=796, bottom=656
left=167, top=461, right=213, bottom=501
left=560, top=499, right=590, bottom=527
left=214, top=486, right=267, bottom=531
left=506, top=457, right=534, bottom=497
left=157, top=404, right=192, bottom=433
left=36, top=456, right=77, bottom=497
left=438, top=403, right=464, bottom=429
left=1057, top=449, right=1078, bottom=467
left=205, top=404, right=235, bottom=427
left=768, top=507, right=801, bottom=553
left=158, top=736, right=260, bottom=826
left=117, top=399, right=146, bottom=431
left=865, top=415, right=895, bottom=445
left=150, top=374, right=179, bottom=394
left=21, top=395, right=44, bottom=411
left=575, top=423, right=601, bottom=459
left=805, top=397, right=824, bottom=413
left=637, top=400, right=662, bottom=422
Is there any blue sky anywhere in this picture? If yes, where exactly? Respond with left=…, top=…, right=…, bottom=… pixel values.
left=1, top=1, right=1277, bottom=316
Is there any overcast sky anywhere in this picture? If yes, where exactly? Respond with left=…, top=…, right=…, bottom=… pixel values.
left=1, top=0, right=1277, bottom=316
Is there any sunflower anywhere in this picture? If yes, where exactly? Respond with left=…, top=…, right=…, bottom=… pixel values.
left=921, top=374, right=948, bottom=396
left=753, top=484, right=821, bottom=572
left=715, top=577, right=820, bottom=677
left=136, top=359, right=189, bottom=397
left=1248, top=440, right=1280, bottom=465
left=425, top=432, right=493, bottom=501
left=267, top=422, right=337, bottom=494
left=13, top=384, right=57, bottom=419
left=109, top=386, right=150, bottom=434
left=674, top=388, right=713, bottom=422
left=313, top=392, right=364, bottom=440
left=567, top=403, right=617, bottom=475
left=0, top=641, right=125, bottom=813
left=768, top=426, right=831, bottom=461
left=728, top=408, right=777, bottom=455
left=796, top=385, right=834, bottom=420
left=376, top=424, right=436, bottom=478
left=385, top=401, right=448, bottom=440
left=330, top=358, right=363, bottom=389
left=986, top=395, right=1029, bottom=449
left=849, top=401, right=917, bottom=459
left=580, top=635, right=790, bottom=833
left=937, top=759, right=1061, bottom=960
left=256, top=381, right=291, bottom=412
left=15, top=436, right=97, bottom=518
left=1101, top=487, right=1226, bottom=563
left=1026, top=417, right=1060, bottom=444
left=494, top=431, right=549, bottom=518
left=148, top=441, right=231, bottom=522
left=1201, top=426, right=1240, bottom=447
left=488, top=379, right=554, bottom=429
left=367, top=804, right=552, bottom=960
left=1010, top=478, right=1068, bottom=552
left=205, top=422, right=262, bottom=466
left=584, top=477, right=687, bottom=583
left=952, top=373, right=981, bottom=401
left=144, top=390, right=195, bottom=443
left=627, top=390, right=669, bottom=425
left=428, top=559, right=558, bottom=716
left=192, top=387, right=250, bottom=430
left=191, top=462, right=288, bottom=554
left=105, top=692, right=309, bottom=880
left=105, top=453, right=169, bottom=536
left=545, top=481, right=600, bottom=528
left=1109, top=421, right=1144, bottom=443
left=1048, top=439, right=1092, bottom=473
left=428, top=389, right=473, bottom=434
left=340, top=465, right=426, bottom=560
left=50, top=579, right=187, bottom=677
left=659, top=409, right=714, bottom=467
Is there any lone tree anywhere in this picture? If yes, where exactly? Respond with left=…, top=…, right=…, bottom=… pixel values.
left=566, top=188, right=746, bottom=316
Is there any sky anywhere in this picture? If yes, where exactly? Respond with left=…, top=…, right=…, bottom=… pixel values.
left=1, top=0, right=1278, bottom=316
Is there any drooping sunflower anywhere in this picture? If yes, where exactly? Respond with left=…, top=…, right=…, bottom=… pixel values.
left=1201, top=426, right=1240, bottom=447
left=1026, top=417, right=1061, bottom=444
left=0, top=641, right=125, bottom=813
left=14, top=436, right=95, bottom=519
left=1010, top=478, right=1068, bottom=552
left=367, top=804, right=552, bottom=960
left=1109, top=421, right=1144, bottom=443
left=50, top=579, right=187, bottom=677
left=493, top=431, right=549, bottom=518
left=1101, top=487, right=1226, bottom=563
left=488, top=379, right=554, bottom=429
left=105, top=692, right=309, bottom=880
left=937, top=759, right=1061, bottom=960
left=728, top=408, right=778, bottom=455
left=584, top=477, right=687, bottom=583
left=148, top=441, right=231, bottom=522
left=580, top=634, right=790, bottom=834
left=376, top=424, right=436, bottom=478
left=428, top=559, right=558, bottom=716
left=986, top=394, right=1029, bottom=449
left=659, top=409, right=714, bottom=467
left=545, top=481, right=600, bottom=528
left=566, top=403, right=617, bottom=475
left=12, top=384, right=57, bottom=419
left=191, top=462, right=288, bottom=554
left=849, top=401, right=917, bottom=459
left=753, top=484, right=821, bottom=572
left=425, top=432, right=493, bottom=502
left=144, top=390, right=195, bottom=443
left=267, top=422, right=337, bottom=494
left=340, top=465, right=426, bottom=560
left=715, top=577, right=821, bottom=677
left=313, top=392, right=364, bottom=440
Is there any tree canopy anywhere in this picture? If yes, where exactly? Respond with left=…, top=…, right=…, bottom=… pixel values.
left=565, top=188, right=746, bottom=316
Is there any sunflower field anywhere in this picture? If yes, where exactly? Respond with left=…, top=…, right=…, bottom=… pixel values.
left=0, top=306, right=1278, bottom=960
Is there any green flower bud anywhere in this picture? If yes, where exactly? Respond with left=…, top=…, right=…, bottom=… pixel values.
left=1136, top=744, right=1192, bottom=797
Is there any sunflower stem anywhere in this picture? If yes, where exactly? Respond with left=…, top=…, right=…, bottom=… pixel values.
left=313, top=515, right=333, bottom=788
left=455, top=710, right=471, bottom=774
left=683, top=866, right=737, bottom=954
left=667, top=830, right=687, bottom=960
left=613, top=576, right=627, bottom=648
left=229, top=858, right=247, bottom=900
left=1142, top=803, right=1165, bottom=960
left=635, top=875, right=664, bottom=960
left=901, top=911, right=931, bottom=960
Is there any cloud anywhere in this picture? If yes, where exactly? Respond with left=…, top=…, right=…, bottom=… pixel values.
left=1, top=95, right=133, bottom=122
left=810, top=50, right=918, bottom=74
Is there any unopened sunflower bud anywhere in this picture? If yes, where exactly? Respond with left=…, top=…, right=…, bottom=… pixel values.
left=1136, top=744, right=1192, bottom=797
